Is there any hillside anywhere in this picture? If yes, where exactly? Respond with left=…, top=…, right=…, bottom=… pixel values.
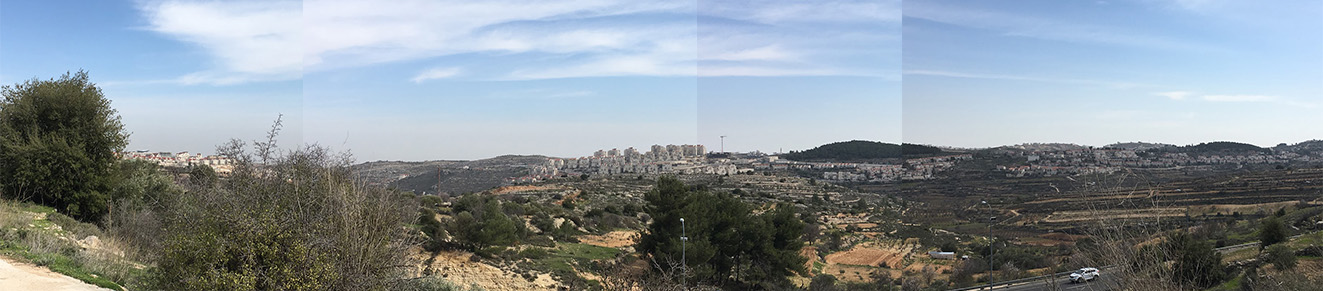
left=1275, top=140, right=1323, bottom=153
left=1104, top=141, right=1175, bottom=151
left=1160, top=141, right=1271, bottom=154
left=781, top=140, right=942, bottom=161
left=352, top=155, right=548, bottom=195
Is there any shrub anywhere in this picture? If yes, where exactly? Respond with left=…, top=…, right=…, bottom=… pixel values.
left=444, top=194, right=523, bottom=251
left=1264, top=244, right=1297, bottom=271
left=520, top=247, right=549, bottom=260
left=1259, top=216, right=1287, bottom=249
left=150, top=122, right=419, bottom=290
left=1168, top=232, right=1225, bottom=288
left=46, top=212, right=102, bottom=239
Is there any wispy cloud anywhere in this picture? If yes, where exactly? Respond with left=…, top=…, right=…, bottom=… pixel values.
left=700, top=0, right=900, bottom=24
left=1152, top=91, right=1314, bottom=108
left=704, top=45, right=796, bottom=62
left=1202, top=94, right=1276, bottom=102
left=410, top=67, right=462, bottom=83
left=486, top=89, right=596, bottom=100
left=132, top=0, right=894, bottom=82
left=903, top=2, right=1214, bottom=52
left=904, top=70, right=1146, bottom=88
left=302, top=0, right=696, bottom=78
left=1154, top=91, right=1192, bottom=100
left=137, top=0, right=301, bottom=85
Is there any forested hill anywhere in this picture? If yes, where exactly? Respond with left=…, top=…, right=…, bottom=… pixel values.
left=781, top=140, right=942, bottom=161
left=1158, top=141, right=1271, bottom=154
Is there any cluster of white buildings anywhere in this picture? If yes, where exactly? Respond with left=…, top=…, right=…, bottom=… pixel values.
left=756, top=154, right=973, bottom=182
left=119, top=150, right=236, bottom=174
left=997, top=165, right=1119, bottom=177
left=508, top=144, right=742, bottom=184
left=1003, top=148, right=1319, bottom=177
left=903, top=154, right=974, bottom=180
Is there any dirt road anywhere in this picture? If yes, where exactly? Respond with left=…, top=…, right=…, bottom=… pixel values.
left=0, top=257, right=110, bottom=291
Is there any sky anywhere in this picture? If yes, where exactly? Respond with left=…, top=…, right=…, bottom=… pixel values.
left=903, top=0, right=1323, bottom=148
left=0, top=0, right=1318, bottom=161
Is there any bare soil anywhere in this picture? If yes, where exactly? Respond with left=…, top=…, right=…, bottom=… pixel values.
left=578, top=230, right=637, bottom=249
left=409, top=247, right=557, bottom=291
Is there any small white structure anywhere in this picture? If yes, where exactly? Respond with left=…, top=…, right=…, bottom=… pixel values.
left=928, top=251, right=956, bottom=260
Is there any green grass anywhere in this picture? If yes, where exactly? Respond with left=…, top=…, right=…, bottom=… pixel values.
left=526, top=242, right=620, bottom=280
left=812, top=261, right=826, bottom=274
left=1289, top=231, right=1322, bottom=247
left=1206, top=274, right=1241, bottom=291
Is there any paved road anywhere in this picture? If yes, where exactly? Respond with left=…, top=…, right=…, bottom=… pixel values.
left=994, top=273, right=1120, bottom=291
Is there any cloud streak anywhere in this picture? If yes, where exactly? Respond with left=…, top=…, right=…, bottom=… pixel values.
left=904, top=70, right=1146, bottom=88
left=411, top=67, right=462, bottom=83
left=1202, top=94, right=1276, bottom=102
left=1154, top=91, right=1192, bottom=100
left=138, top=0, right=302, bottom=85
left=903, top=1, right=1215, bottom=52
left=134, top=0, right=894, bottom=83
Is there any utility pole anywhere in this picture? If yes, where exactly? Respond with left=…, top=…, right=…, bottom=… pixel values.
left=680, top=217, right=688, bottom=288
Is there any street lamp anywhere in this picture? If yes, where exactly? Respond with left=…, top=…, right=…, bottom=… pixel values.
left=680, top=217, right=688, bottom=288
left=988, top=216, right=997, bottom=290
left=981, top=200, right=994, bottom=290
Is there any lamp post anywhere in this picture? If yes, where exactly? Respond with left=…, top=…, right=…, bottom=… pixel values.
left=988, top=216, right=997, bottom=290
left=981, top=200, right=992, bottom=290
left=680, top=217, right=688, bottom=288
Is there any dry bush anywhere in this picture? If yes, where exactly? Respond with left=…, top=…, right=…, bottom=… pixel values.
left=1068, top=171, right=1222, bottom=290
left=142, top=118, right=423, bottom=290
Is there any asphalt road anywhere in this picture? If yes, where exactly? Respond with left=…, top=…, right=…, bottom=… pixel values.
left=987, top=273, right=1121, bottom=291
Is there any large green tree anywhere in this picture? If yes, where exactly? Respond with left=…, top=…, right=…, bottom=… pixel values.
left=0, top=71, right=128, bottom=221
left=638, top=177, right=806, bottom=288
left=444, top=194, right=522, bottom=252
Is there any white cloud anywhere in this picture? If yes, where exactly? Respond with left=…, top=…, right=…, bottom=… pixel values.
left=138, top=0, right=302, bottom=85
left=410, top=67, right=462, bottom=83
left=903, top=2, right=1214, bottom=52
left=302, top=0, right=692, bottom=72
left=1202, top=94, right=1276, bottom=102
left=905, top=70, right=1146, bottom=88
left=700, top=0, right=901, bottom=24
left=704, top=45, right=795, bottom=62
left=1154, top=91, right=1192, bottom=100
left=135, top=0, right=891, bottom=82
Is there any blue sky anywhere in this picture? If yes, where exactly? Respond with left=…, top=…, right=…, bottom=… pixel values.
left=903, top=0, right=1323, bottom=148
left=1, top=0, right=1318, bottom=161
left=1, top=0, right=896, bottom=161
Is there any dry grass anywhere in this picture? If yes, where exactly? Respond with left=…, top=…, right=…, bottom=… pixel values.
left=1186, top=201, right=1300, bottom=217
left=1041, top=207, right=1186, bottom=223
left=0, top=200, right=141, bottom=290
left=578, top=230, right=637, bottom=249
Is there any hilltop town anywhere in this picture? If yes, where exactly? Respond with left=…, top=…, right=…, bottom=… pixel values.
left=117, top=150, right=237, bottom=173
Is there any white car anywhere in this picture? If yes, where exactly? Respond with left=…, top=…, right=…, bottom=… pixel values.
left=1070, top=267, right=1100, bottom=283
